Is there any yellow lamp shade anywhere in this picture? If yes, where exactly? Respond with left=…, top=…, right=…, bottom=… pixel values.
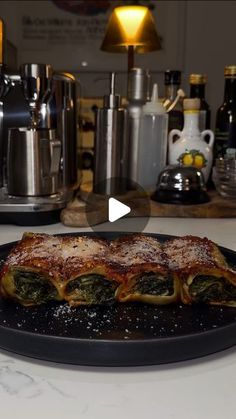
left=0, top=19, right=3, bottom=64
left=100, top=5, right=161, bottom=53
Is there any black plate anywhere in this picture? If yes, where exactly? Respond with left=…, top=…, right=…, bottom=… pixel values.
left=0, top=232, right=236, bottom=367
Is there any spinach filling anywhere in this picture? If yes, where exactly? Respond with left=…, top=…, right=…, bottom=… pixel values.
left=131, top=272, right=174, bottom=296
left=65, top=274, right=118, bottom=305
left=13, top=269, right=59, bottom=304
left=189, top=275, right=236, bottom=303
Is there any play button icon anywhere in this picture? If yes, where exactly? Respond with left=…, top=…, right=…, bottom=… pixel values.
left=108, top=198, right=131, bottom=222
left=84, top=176, right=151, bottom=235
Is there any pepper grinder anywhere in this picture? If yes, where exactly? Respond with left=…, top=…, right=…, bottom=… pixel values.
left=94, top=72, right=128, bottom=195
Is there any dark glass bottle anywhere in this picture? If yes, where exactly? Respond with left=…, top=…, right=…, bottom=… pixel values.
left=164, top=70, right=184, bottom=132
left=214, top=65, right=236, bottom=158
left=189, top=73, right=211, bottom=131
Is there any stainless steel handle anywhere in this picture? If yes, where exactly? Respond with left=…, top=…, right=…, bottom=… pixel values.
left=49, top=139, right=61, bottom=175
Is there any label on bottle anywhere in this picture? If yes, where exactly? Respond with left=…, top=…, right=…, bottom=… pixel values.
left=168, top=110, right=183, bottom=132
left=214, top=130, right=229, bottom=158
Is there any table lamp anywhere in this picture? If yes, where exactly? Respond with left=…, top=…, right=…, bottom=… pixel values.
left=100, top=4, right=161, bottom=73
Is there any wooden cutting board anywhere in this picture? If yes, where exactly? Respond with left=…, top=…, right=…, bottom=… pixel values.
left=60, top=187, right=236, bottom=227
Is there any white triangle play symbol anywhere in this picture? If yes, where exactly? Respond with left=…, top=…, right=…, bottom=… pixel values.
left=108, top=198, right=131, bottom=222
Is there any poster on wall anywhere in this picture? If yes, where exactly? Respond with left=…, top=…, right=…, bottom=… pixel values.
left=0, top=0, right=185, bottom=72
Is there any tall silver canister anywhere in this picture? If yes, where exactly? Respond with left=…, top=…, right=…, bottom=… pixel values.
left=0, top=72, right=10, bottom=188
left=94, top=73, right=128, bottom=195
left=50, top=72, right=79, bottom=190
left=127, top=68, right=149, bottom=188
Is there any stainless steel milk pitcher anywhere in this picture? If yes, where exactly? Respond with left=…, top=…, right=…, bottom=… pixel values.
left=7, top=128, right=61, bottom=196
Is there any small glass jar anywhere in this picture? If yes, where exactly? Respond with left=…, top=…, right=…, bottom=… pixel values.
left=212, top=157, right=236, bottom=198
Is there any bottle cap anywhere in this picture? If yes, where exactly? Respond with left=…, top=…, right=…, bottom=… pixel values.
left=183, top=98, right=200, bottom=111
left=164, top=70, right=181, bottom=85
left=189, top=74, right=207, bottom=85
left=224, top=65, right=236, bottom=77
left=142, top=83, right=166, bottom=115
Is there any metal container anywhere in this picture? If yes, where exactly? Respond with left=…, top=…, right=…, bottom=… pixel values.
left=127, top=68, right=148, bottom=102
left=0, top=71, right=11, bottom=187
left=127, top=68, right=149, bottom=189
left=50, top=72, right=79, bottom=189
left=152, top=164, right=209, bottom=204
left=94, top=73, right=128, bottom=195
left=7, top=127, right=61, bottom=196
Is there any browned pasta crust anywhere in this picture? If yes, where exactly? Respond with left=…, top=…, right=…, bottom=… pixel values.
left=1, top=233, right=236, bottom=308
left=60, top=235, right=122, bottom=306
left=110, top=234, right=179, bottom=305
left=163, top=235, right=236, bottom=307
left=0, top=232, right=65, bottom=306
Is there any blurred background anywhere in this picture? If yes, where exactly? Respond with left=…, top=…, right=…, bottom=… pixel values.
left=1, top=0, right=236, bottom=126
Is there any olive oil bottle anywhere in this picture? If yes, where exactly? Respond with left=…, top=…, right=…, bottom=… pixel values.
left=214, top=65, right=236, bottom=158
left=189, top=73, right=211, bottom=132
left=164, top=70, right=184, bottom=132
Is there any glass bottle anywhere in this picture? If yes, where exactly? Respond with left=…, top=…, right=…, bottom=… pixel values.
left=214, top=65, right=236, bottom=159
left=164, top=70, right=184, bottom=132
left=189, top=73, right=211, bottom=132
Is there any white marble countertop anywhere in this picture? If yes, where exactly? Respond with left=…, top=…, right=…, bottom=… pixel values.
left=0, top=217, right=236, bottom=419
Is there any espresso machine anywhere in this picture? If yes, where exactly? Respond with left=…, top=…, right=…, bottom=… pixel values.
left=0, top=63, right=79, bottom=225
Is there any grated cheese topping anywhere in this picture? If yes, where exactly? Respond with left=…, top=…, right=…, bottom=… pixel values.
left=2, top=233, right=227, bottom=279
left=61, top=236, right=108, bottom=260
left=110, top=234, right=167, bottom=267
left=6, top=235, right=63, bottom=266
left=163, top=235, right=222, bottom=270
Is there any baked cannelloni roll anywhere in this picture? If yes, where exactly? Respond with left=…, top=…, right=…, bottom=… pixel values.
left=0, top=232, right=64, bottom=306
left=163, top=235, right=236, bottom=307
left=110, top=234, right=179, bottom=304
left=61, top=235, right=122, bottom=306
